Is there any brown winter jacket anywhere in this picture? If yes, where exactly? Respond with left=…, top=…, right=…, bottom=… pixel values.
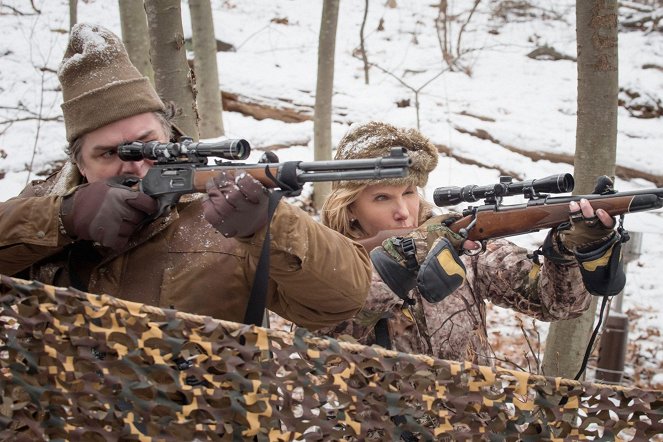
left=319, top=227, right=592, bottom=365
left=0, top=163, right=371, bottom=330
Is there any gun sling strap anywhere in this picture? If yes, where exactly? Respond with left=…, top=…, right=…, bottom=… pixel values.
left=243, top=163, right=301, bottom=327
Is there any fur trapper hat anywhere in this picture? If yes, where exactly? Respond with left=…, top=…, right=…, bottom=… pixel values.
left=58, top=23, right=165, bottom=142
left=333, top=121, right=438, bottom=188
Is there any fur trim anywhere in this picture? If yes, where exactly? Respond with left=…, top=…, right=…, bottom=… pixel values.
left=334, top=121, right=438, bottom=188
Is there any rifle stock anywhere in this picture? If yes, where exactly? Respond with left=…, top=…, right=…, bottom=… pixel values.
left=357, top=228, right=414, bottom=252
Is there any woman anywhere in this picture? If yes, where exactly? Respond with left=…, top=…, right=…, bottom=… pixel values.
left=318, top=121, right=620, bottom=365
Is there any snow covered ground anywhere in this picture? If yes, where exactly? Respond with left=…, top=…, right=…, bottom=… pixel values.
left=1, top=0, right=661, bottom=388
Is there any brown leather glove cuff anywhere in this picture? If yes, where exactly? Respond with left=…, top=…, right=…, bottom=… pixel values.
left=59, top=194, right=77, bottom=240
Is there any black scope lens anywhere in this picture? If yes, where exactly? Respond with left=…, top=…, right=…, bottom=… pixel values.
left=433, top=185, right=472, bottom=206
left=433, top=173, right=574, bottom=207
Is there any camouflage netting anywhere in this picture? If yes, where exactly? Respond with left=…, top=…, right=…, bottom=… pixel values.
left=0, top=275, right=661, bottom=441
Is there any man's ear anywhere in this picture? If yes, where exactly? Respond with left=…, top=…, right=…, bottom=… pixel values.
left=76, top=162, right=87, bottom=180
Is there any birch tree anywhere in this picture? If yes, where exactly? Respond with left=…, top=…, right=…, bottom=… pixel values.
left=313, top=0, right=340, bottom=209
left=542, top=0, right=619, bottom=380
left=188, top=0, right=224, bottom=138
left=144, top=0, right=199, bottom=140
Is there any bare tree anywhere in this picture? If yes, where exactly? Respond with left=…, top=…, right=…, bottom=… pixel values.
left=359, top=0, right=370, bottom=84
left=353, top=0, right=479, bottom=128
left=119, top=0, right=155, bottom=85
left=188, top=0, right=224, bottom=138
left=542, top=0, right=619, bottom=380
left=69, top=0, right=77, bottom=30
left=435, top=0, right=481, bottom=75
left=144, top=0, right=199, bottom=140
left=368, top=63, right=448, bottom=131
left=313, top=0, right=340, bottom=209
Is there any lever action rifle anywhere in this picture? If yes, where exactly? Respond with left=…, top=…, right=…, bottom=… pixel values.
left=359, top=173, right=662, bottom=252
left=119, top=137, right=412, bottom=217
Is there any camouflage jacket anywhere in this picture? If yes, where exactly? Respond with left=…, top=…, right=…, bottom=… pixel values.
left=318, top=238, right=592, bottom=365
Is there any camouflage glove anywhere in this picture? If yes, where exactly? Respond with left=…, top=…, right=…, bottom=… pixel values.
left=557, top=209, right=616, bottom=254
left=203, top=170, right=269, bottom=238
left=370, top=213, right=467, bottom=303
left=542, top=210, right=617, bottom=264
left=546, top=176, right=626, bottom=296
left=60, top=175, right=158, bottom=251
left=413, top=213, right=467, bottom=251
left=558, top=176, right=617, bottom=254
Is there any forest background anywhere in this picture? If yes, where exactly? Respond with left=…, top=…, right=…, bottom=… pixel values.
left=0, top=0, right=661, bottom=389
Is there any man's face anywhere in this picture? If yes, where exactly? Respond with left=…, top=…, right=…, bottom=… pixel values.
left=77, top=112, right=168, bottom=183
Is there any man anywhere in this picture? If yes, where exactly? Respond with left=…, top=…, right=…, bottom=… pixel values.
left=0, top=24, right=371, bottom=330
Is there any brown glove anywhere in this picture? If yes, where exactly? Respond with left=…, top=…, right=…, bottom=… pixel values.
left=60, top=176, right=158, bottom=250
left=203, top=170, right=269, bottom=238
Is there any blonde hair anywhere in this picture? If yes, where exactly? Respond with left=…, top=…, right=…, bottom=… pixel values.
left=321, top=183, right=434, bottom=240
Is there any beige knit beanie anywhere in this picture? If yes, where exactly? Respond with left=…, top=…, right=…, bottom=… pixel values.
left=58, top=23, right=165, bottom=142
left=333, top=121, right=438, bottom=189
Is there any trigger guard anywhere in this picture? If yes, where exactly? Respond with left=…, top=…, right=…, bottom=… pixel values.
left=120, top=176, right=141, bottom=188
left=461, top=240, right=485, bottom=256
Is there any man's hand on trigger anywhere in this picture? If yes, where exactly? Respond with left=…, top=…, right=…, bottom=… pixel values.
left=203, top=170, right=269, bottom=238
left=59, top=175, right=158, bottom=250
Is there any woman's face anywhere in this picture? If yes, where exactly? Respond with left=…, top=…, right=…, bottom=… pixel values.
left=350, top=183, right=420, bottom=238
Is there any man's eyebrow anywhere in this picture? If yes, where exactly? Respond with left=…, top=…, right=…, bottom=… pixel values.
left=90, top=129, right=159, bottom=151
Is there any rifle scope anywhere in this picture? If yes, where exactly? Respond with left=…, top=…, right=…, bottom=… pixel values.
left=118, top=138, right=250, bottom=163
left=433, top=173, right=575, bottom=207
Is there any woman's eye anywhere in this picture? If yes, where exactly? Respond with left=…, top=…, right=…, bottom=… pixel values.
left=374, top=194, right=388, bottom=202
left=101, top=150, right=116, bottom=158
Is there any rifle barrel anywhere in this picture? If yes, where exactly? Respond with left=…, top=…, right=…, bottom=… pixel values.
left=298, top=156, right=411, bottom=172
left=297, top=168, right=408, bottom=182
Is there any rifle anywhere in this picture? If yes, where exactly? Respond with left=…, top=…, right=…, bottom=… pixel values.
left=119, top=137, right=412, bottom=217
left=359, top=173, right=662, bottom=252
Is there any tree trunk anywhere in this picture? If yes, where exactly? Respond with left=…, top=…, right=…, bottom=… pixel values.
left=313, top=0, right=340, bottom=210
left=359, top=0, right=370, bottom=85
left=542, top=0, right=618, bottom=380
left=119, top=0, right=155, bottom=85
left=144, top=0, right=199, bottom=140
left=69, top=0, right=77, bottom=30
left=188, top=0, right=224, bottom=138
